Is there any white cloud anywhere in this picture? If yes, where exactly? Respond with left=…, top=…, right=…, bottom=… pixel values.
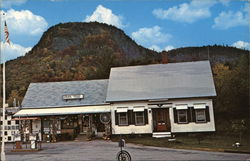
left=2, top=0, right=27, bottom=8
left=152, top=0, right=217, bottom=23
left=2, top=9, right=48, bottom=36
left=232, top=41, right=250, bottom=50
left=149, top=45, right=175, bottom=52
left=84, top=5, right=124, bottom=28
left=131, top=26, right=171, bottom=47
left=213, top=3, right=249, bottom=30
left=164, top=45, right=175, bottom=51
left=213, top=10, right=248, bottom=29
left=149, top=45, right=162, bottom=52
left=0, top=42, right=32, bottom=62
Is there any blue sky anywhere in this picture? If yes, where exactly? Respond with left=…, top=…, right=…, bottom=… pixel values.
left=0, top=0, right=249, bottom=61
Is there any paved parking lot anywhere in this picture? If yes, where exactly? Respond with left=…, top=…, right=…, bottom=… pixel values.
left=5, top=140, right=250, bottom=161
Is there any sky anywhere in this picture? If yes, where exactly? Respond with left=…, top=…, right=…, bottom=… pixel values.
left=0, top=0, right=249, bottom=61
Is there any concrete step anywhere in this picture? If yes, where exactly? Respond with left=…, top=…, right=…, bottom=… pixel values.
left=152, top=132, right=172, bottom=138
left=153, top=132, right=171, bottom=135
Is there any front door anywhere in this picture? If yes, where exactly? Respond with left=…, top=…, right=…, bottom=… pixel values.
left=152, top=108, right=171, bottom=132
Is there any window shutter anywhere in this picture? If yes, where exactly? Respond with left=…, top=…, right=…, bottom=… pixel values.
left=132, top=111, right=135, bottom=124
left=115, top=110, right=118, bottom=125
left=190, top=107, right=196, bottom=122
left=128, top=110, right=135, bottom=125
left=187, top=108, right=191, bottom=123
left=144, top=109, right=148, bottom=124
left=205, top=106, right=210, bottom=122
left=173, top=108, right=177, bottom=123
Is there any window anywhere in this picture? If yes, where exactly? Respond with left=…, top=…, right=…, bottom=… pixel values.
left=177, top=110, right=188, bottom=123
left=135, top=112, right=144, bottom=125
left=8, top=121, right=11, bottom=125
left=61, top=116, right=76, bottom=129
left=4, top=131, right=7, bottom=135
left=8, top=136, right=11, bottom=141
left=0, top=121, right=2, bottom=125
left=43, top=120, right=50, bottom=128
left=195, top=109, right=206, bottom=123
left=118, top=113, right=128, bottom=126
left=15, top=120, right=19, bottom=124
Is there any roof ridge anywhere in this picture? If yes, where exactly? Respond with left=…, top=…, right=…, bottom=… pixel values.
left=110, top=60, right=210, bottom=70
left=30, top=79, right=109, bottom=85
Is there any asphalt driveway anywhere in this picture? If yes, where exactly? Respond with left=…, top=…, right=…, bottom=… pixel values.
left=5, top=140, right=250, bottom=161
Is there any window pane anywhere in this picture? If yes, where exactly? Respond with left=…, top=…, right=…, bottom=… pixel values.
left=119, top=113, right=128, bottom=125
left=177, top=110, right=187, bottom=123
left=136, top=117, right=144, bottom=125
left=119, top=113, right=127, bottom=117
left=196, top=110, right=206, bottom=122
left=135, top=112, right=144, bottom=125
left=43, top=120, right=50, bottom=128
left=120, top=117, right=127, bottom=125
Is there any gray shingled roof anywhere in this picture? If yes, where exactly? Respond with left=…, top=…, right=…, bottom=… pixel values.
left=22, top=79, right=108, bottom=108
left=106, top=61, right=216, bottom=102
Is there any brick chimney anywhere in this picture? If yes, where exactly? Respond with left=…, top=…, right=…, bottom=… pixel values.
left=161, top=51, right=168, bottom=64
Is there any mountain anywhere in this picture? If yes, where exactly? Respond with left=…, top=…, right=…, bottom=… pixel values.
left=0, top=22, right=249, bottom=117
left=167, top=45, right=248, bottom=65
left=3, top=22, right=160, bottom=104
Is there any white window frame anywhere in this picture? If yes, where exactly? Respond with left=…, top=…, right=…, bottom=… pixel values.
left=177, top=110, right=188, bottom=123
left=135, top=112, right=145, bottom=125
left=195, top=109, right=206, bottom=123
left=118, top=112, right=128, bottom=126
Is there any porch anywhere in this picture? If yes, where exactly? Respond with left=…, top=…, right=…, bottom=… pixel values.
left=13, top=105, right=111, bottom=142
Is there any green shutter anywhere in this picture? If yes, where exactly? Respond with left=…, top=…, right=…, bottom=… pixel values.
left=187, top=108, right=191, bottom=123
left=128, top=110, right=135, bottom=125
left=173, top=108, right=177, bottom=123
left=205, top=106, right=210, bottom=122
left=190, top=107, right=196, bottom=122
left=144, top=109, right=148, bottom=124
left=115, top=110, right=119, bottom=125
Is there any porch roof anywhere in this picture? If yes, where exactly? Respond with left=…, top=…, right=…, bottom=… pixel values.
left=14, top=105, right=111, bottom=117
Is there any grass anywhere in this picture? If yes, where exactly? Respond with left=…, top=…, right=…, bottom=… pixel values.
left=111, top=134, right=250, bottom=153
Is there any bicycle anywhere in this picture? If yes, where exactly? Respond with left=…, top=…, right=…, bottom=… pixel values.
left=116, top=138, right=131, bottom=161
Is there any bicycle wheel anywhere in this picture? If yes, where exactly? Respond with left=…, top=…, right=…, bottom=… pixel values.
left=116, top=150, right=131, bottom=161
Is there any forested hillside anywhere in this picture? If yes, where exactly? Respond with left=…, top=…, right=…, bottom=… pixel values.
left=0, top=22, right=248, bottom=134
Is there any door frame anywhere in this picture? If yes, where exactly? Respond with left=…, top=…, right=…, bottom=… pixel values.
left=152, top=108, right=171, bottom=132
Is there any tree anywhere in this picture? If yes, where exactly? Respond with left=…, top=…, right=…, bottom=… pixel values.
left=7, top=90, right=22, bottom=107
